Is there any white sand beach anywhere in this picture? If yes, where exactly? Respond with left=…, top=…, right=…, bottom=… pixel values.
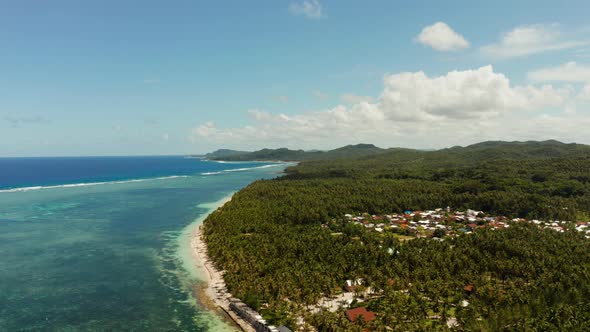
left=183, top=194, right=256, bottom=332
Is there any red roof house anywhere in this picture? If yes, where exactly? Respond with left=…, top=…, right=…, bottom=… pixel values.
left=346, top=307, right=376, bottom=323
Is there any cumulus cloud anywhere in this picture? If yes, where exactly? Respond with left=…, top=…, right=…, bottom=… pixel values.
left=481, top=24, right=586, bottom=58
left=341, top=93, right=374, bottom=104
left=289, top=0, right=322, bottom=19
left=528, top=62, right=590, bottom=83
left=192, top=121, right=217, bottom=139
left=377, top=66, right=566, bottom=121
left=191, top=66, right=578, bottom=149
left=416, top=22, right=469, bottom=51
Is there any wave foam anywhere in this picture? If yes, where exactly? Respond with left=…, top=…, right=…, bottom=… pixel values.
left=201, top=171, right=224, bottom=176
left=0, top=175, right=189, bottom=193
left=200, top=163, right=284, bottom=176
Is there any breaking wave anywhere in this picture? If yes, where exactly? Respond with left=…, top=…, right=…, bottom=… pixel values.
left=0, top=175, right=190, bottom=193
left=201, top=163, right=284, bottom=175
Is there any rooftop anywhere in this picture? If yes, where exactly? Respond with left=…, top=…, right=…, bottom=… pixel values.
left=346, top=307, right=376, bottom=322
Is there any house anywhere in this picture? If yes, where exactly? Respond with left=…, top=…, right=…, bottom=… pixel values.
left=464, top=284, right=474, bottom=295
left=346, top=307, right=376, bottom=323
left=277, top=326, right=292, bottom=332
left=345, top=279, right=364, bottom=292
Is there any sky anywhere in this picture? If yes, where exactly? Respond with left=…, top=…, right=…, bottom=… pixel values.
left=2, top=0, right=590, bottom=156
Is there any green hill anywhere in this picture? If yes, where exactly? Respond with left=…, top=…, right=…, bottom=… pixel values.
left=206, top=140, right=589, bottom=163
left=204, top=143, right=390, bottom=161
left=202, top=139, right=590, bottom=331
left=287, top=140, right=590, bottom=178
left=203, top=149, right=250, bottom=159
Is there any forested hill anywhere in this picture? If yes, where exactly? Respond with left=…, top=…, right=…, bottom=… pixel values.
left=204, top=143, right=392, bottom=161
left=444, top=139, right=590, bottom=161
left=282, top=140, right=590, bottom=219
left=203, top=139, right=590, bottom=331
left=201, top=148, right=249, bottom=159
left=286, top=140, right=590, bottom=179
left=204, top=140, right=588, bottom=162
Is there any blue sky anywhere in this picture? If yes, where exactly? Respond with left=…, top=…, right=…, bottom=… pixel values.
left=2, top=0, right=590, bottom=156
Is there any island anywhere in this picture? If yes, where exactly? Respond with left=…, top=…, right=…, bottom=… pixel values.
left=195, top=140, right=590, bottom=331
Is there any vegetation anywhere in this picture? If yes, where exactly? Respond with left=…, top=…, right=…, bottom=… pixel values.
left=205, top=143, right=393, bottom=161
left=201, top=148, right=249, bottom=159
left=202, top=140, right=590, bottom=331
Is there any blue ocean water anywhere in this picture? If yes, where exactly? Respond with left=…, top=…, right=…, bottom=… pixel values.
left=0, top=156, right=275, bottom=190
left=0, top=157, right=287, bottom=331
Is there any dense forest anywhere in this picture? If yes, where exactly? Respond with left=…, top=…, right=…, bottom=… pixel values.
left=202, top=140, right=590, bottom=331
left=204, top=144, right=392, bottom=161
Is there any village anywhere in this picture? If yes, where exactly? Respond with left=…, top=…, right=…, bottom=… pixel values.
left=200, top=207, right=590, bottom=332
left=322, top=207, right=590, bottom=240
left=309, top=208, right=590, bottom=328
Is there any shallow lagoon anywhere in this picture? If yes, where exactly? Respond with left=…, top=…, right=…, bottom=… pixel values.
left=0, top=161, right=284, bottom=331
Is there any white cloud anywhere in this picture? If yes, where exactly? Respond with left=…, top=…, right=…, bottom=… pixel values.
left=192, top=121, right=217, bottom=139
left=481, top=24, right=586, bottom=58
left=192, top=66, right=578, bottom=149
left=341, top=93, right=374, bottom=104
left=528, top=62, right=590, bottom=83
left=416, top=22, right=469, bottom=51
left=289, top=0, right=322, bottom=19
left=377, top=66, right=566, bottom=121
left=579, top=84, right=590, bottom=100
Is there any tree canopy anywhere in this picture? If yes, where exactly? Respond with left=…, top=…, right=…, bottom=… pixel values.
left=203, top=140, right=590, bottom=331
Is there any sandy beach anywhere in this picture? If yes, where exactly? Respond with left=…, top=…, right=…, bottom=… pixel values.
left=188, top=195, right=256, bottom=332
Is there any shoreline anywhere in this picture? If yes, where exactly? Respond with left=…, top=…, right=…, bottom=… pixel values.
left=181, top=193, right=256, bottom=332
left=180, top=165, right=293, bottom=332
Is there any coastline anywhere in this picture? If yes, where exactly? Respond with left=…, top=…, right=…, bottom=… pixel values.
left=179, top=165, right=293, bottom=332
left=191, top=222, right=256, bottom=332
left=178, top=193, right=255, bottom=332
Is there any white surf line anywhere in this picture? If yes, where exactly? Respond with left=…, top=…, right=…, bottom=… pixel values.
left=0, top=175, right=190, bottom=193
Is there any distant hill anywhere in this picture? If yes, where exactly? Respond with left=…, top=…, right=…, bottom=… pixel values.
left=204, top=140, right=590, bottom=164
left=203, top=149, right=250, bottom=159
left=443, top=140, right=587, bottom=161
left=204, top=143, right=390, bottom=161
left=323, top=144, right=387, bottom=159
left=285, top=140, right=590, bottom=178
left=221, top=148, right=309, bottom=161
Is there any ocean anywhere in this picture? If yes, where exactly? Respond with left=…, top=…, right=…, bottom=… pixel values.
left=0, top=156, right=287, bottom=331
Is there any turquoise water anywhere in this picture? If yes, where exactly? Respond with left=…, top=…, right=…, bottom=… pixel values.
left=0, top=163, right=285, bottom=331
